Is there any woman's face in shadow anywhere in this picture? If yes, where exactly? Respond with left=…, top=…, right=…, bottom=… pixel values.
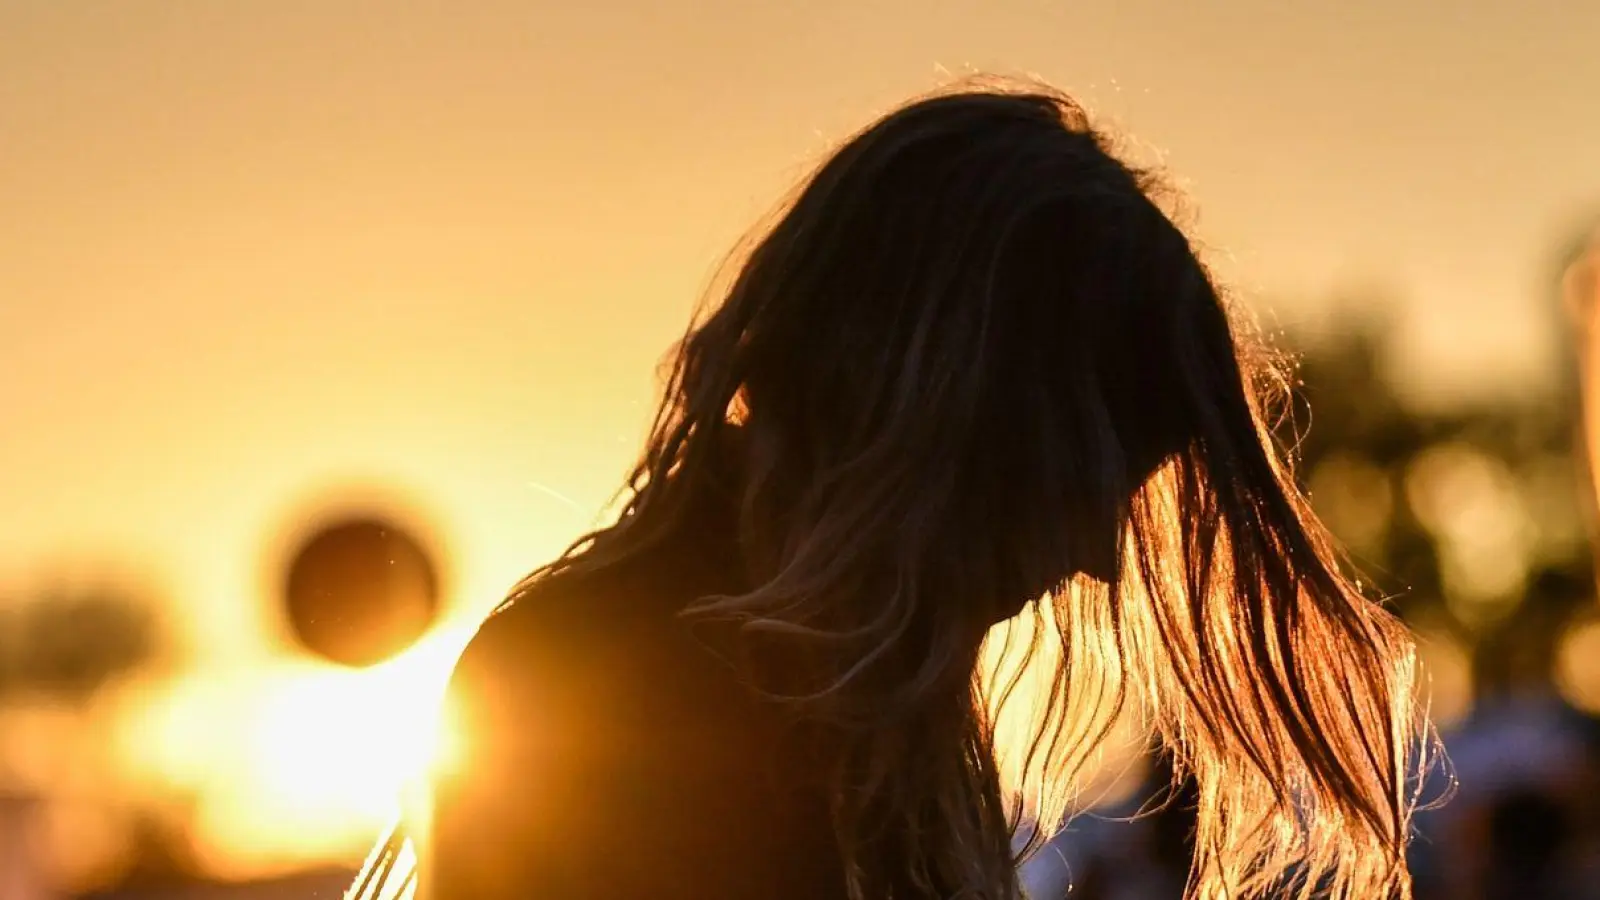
left=987, top=426, right=1180, bottom=624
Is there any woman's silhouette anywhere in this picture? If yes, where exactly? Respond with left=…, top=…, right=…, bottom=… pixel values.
left=352, top=80, right=1426, bottom=900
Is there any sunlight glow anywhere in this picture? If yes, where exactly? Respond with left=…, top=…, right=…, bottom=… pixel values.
left=118, top=625, right=474, bottom=880
left=1556, top=618, right=1600, bottom=715
left=1413, top=627, right=1473, bottom=729
left=1405, top=443, right=1535, bottom=628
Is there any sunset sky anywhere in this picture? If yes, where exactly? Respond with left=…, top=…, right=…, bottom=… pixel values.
left=3, top=0, right=1599, bottom=881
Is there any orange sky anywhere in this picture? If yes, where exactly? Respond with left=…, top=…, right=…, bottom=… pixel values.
left=3, top=4, right=1599, bottom=882
left=4, top=0, right=1599, bottom=657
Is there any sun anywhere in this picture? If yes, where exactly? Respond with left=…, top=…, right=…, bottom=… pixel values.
left=122, top=623, right=476, bottom=880
left=246, top=632, right=466, bottom=823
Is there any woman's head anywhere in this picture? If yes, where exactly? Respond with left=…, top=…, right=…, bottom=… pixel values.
left=683, top=88, right=1194, bottom=612
left=538, top=79, right=1426, bottom=899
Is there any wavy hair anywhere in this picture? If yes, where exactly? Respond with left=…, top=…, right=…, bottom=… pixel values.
left=361, top=78, right=1430, bottom=900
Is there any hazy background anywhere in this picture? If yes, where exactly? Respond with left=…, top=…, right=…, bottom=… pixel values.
left=3, top=2, right=1599, bottom=896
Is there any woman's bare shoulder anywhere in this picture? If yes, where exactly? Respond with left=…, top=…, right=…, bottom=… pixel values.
left=448, top=571, right=626, bottom=697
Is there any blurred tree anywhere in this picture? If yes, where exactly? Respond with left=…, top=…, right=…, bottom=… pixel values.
left=0, top=580, right=166, bottom=898
left=0, top=581, right=162, bottom=706
left=1282, top=316, right=1592, bottom=703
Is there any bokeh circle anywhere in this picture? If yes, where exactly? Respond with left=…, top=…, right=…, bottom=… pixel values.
left=282, top=516, right=441, bottom=667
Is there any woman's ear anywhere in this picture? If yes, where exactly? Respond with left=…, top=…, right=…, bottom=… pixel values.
left=728, top=386, right=751, bottom=425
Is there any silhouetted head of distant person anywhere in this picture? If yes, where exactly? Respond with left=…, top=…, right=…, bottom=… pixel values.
left=1488, top=789, right=1569, bottom=883
left=515, top=80, right=1425, bottom=900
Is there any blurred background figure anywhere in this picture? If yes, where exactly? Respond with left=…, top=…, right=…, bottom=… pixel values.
left=4, top=2, right=1600, bottom=898
left=2, top=792, right=57, bottom=900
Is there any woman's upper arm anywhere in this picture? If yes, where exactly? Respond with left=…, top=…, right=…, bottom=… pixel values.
left=421, top=603, right=621, bottom=899
left=418, top=584, right=764, bottom=900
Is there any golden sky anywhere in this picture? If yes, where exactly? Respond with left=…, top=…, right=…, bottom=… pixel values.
left=6, top=0, right=1600, bottom=645
left=3, top=2, right=1599, bottom=881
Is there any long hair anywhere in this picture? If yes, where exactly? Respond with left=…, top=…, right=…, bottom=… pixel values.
left=386, top=79, right=1427, bottom=900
